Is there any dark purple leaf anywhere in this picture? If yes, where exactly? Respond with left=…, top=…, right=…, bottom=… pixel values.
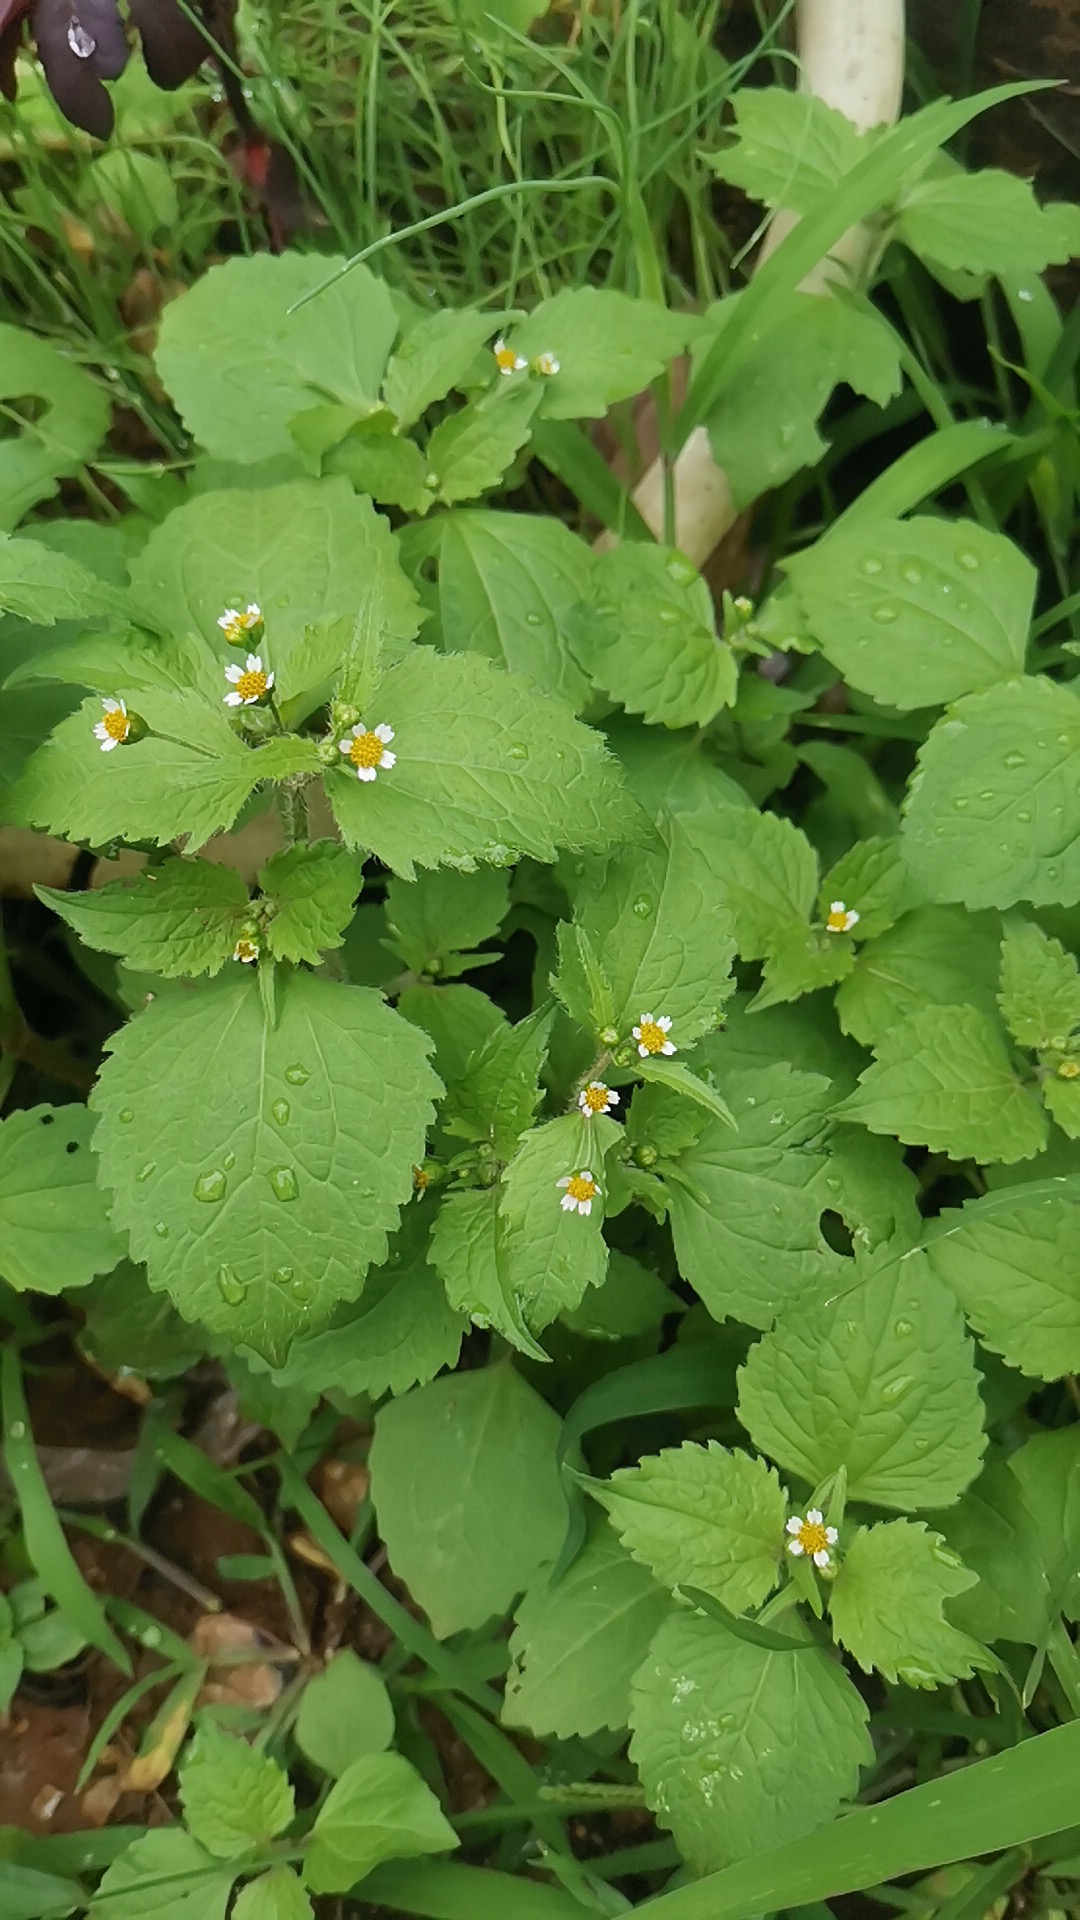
left=31, top=0, right=113, bottom=137
left=128, top=0, right=210, bottom=89
left=75, top=0, right=128, bottom=79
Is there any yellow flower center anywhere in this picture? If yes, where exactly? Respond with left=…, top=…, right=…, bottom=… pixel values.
left=236, top=669, right=268, bottom=702
left=566, top=1173, right=598, bottom=1204
left=637, top=1020, right=667, bottom=1055
left=349, top=730, right=385, bottom=770
left=582, top=1084, right=610, bottom=1114
left=826, top=906, right=850, bottom=932
left=796, top=1519, right=829, bottom=1557
left=494, top=344, right=518, bottom=371
left=234, top=938, right=258, bottom=962
left=1058, top=1060, right=1080, bottom=1079
left=103, top=707, right=129, bottom=742
left=413, top=1166, right=430, bottom=1191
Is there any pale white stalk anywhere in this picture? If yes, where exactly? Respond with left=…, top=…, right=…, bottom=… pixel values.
left=609, top=0, right=906, bottom=567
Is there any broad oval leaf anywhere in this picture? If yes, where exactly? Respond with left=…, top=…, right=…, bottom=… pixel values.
left=837, top=1004, right=1048, bottom=1165
left=593, top=1441, right=786, bottom=1612
left=0, top=1104, right=123, bottom=1294
left=923, top=1183, right=1080, bottom=1381
left=829, top=1519, right=988, bottom=1687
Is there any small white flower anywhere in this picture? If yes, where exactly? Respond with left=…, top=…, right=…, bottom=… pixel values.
left=339, top=720, right=396, bottom=782
left=218, top=603, right=263, bottom=644
left=223, top=654, right=274, bottom=707
left=785, top=1509, right=839, bottom=1569
left=557, top=1169, right=600, bottom=1216
left=825, top=900, right=859, bottom=935
left=493, top=337, right=526, bottom=376
left=92, top=696, right=130, bottom=752
left=578, top=1081, right=619, bottom=1119
left=534, top=351, right=560, bottom=377
left=633, top=1013, right=676, bottom=1058
left=233, top=936, right=259, bottom=964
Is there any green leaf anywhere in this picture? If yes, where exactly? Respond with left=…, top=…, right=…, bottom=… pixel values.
left=155, top=254, right=398, bottom=463
left=398, top=983, right=506, bottom=1099
left=427, top=382, right=540, bottom=504
left=369, top=1363, right=569, bottom=1636
left=451, top=1007, right=554, bottom=1160
left=659, top=1062, right=837, bottom=1328
left=684, top=805, right=818, bottom=959
left=37, top=861, right=249, bottom=979
left=0, top=1860, right=78, bottom=1920
left=0, top=1104, right=123, bottom=1294
left=836, top=906, right=1003, bottom=1049
left=385, top=866, right=509, bottom=977
left=303, top=1751, right=458, bottom=1895
left=179, top=1722, right=294, bottom=1859
left=506, top=290, right=693, bottom=421
left=504, top=1521, right=672, bottom=1740
left=829, top=1519, right=988, bottom=1686
left=556, top=815, right=736, bottom=1047
left=937, top=1457, right=1052, bottom=1648
left=90, top=970, right=440, bottom=1365
left=592, top=1441, right=786, bottom=1611
left=323, top=422, right=434, bottom=514
left=0, top=323, right=110, bottom=528
left=88, top=1830, right=234, bottom=1920
left=737, top=1243, right=986, bottom=1509
left=427, top=1186, right=549, bottom=1362
left=819, top=836, right=907, bottom=944
left=0, top=530, right=129, bottom=624
left=434, top=511, right=593, bottom=709
left=999, top=918, right=1080, bottom=1050
left=1004, top=1427, right=1080, bottom=1618
left=708, top=87, right=870, bottom=213
left=837, top=1004, right=1048, bottom=1164
left=232, top=1869, right=313, bottom=1920
left=635, top=1056, right=737, bottom=1129
left=12, top=692, right=319, bottom=855
left=78, top=1260, right=206, bottom=1380
left=923, top=1183, right=1080, bottom=1381
left=296, top=1649, right=395, bottom=1777
left=500, top=1114, right=613, bottom=1329
left=258, top=842, right=362, bottom=966
left=273, top=1206, right=465, bottom=1399
left=901, top=676, right=1080, bottom=910
left=898, top=167, right=1080, bottom=281
left=382, top=309, right=494, bottom=428
left=328, top=648, right=638, bottom=879
left=784, top=518, right=1033, bottom=708
left=568, top=544, right=736, bottom=729
left=629, top=1611, right=871, bottom=1874
left=752, top=920, right=855, bottom=1011
left=128, top=478, right=421, bottom=694
left=821, top=1127, right=922, bottom=1250
left=701, top=295, right=901, bottom=508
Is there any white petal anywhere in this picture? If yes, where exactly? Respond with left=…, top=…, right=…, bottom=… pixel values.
left=640, top=1013, right=654, bottom=1025
left=557, top=1177, right=571, bottom=1189
left=264, top=672, right=275, bottom=690
left=245, top=653, right=262, bottom=672
left=224, top=691, right=243, bottom=706
left=98, top=735, right=118, bottom=752
left=561, top=1193, right=576, bottom=1211
left=353, top=722, right=367, bottom=736
left=637, top=1043, right=650, bottom=1058
left=813, top=1549, right=830, bottom=1568
left=631, top=1026, right=642, bottom=1040
left=101, top=697, right=121, bottom=713
left=224, top=663, right=243, bottom=683
left=580, top=1170, right=593, bottom=1181
left=356, top=765, right=377, bottom=782
left=657, top=1016, right=672, bottom=1031
left=338, top=738, right=352, bottom=754
left=787, top=1539, right=804, bottom=1556
left=829, top=904, right=844, bottom=916
left=246, top=603, right=261, bottom=618
left=606, top=1089, right=620, bottom=1106
left=578, top=1198, right=593, bottom=1215
left=375, top=724, right=394, bottom=743
left=494, top=337, right=506, bottom=351
left=93, top=722, right=108, bottom=740
left=785, top=1517, right=802, bottom=1535
left=806, top=1510, right=823, bottom=1526
left=825, top=1527, right=838, bottom=1544
left=380, top=750, right=396, bottom=769
left=661, top=1041, right=676, bottom=1055
left=218, top=610, right=239, bottom=628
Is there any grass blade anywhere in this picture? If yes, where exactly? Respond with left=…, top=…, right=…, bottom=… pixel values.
left=1, top=1346, right=129, bottom=1673
left=642, top=1718, right=1080, bottom=1918
left=361, top=1860, right=589, bottom=1918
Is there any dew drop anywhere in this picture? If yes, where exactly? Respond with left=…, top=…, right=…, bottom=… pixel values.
left=67, top=18, right=96, bottom=58
left=951, top=796, right=969, bottom=811
left=154, top=1221, right=169, bottom=1238
left=9, top=1421, right=25, bottom=1440
left=269, top=1166, right=299, bottom=1202
left=271, top=1098, right=290, bottom=1126
left=291, top=1278, right=313, bottom=1304
left=1016, top=809, right=1032, bottom=824
left=141, top=1625, right=162, bottom=1648
left=914, top=1436, right=931, bottom=1451
left=136, top=1160, right=157, bottom=1183
left=666, top=556, right=697, bottom=587
left=956, top=550, right=980, bottom=571
left=119, top=1108, right=134, bottom=1125
left=873, top=604, right=898, bottom=624
left=893, top=1317, right=914, bottom=1337
left=222, top=1151, right=236, bottom=1171
left=284, top=1063, right=310, bottom=1086
left=881, top=1374, right=913, bottom=1404
left=632, top=895, right=653, bottom=917
left=508, top=743, right=528, bottom=761
left=525, top=611, right=543, bottom=626
left=217, top=1266, right=245, bottom=1306
left=843, top=1319, right=858, bottom=1338
left=978, top=788, right=994, bottom=801
left=194, top=1168, right=227, bottom=1204
left=273, top=1266, right=294, bottom=1287
left=859, top=556, right=883, bottom=577
left=901, top=564, right=923, bottom=585
left=657, top=607, right=680, bottom=626
left=718, top=1712, right=737, bottom=1732
left=1002, top=750, right=1026, bottom=770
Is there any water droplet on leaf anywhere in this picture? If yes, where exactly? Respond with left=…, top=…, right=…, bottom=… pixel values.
left=632, top=895, right=653, bottom=917
left=119, top=1109, right=134, bottom=1124
left=881, top=1374, right=913, bottom=1404
left=218, top=1266, right=245, bottom=1306
left=873, top=604, right=898, bottom=624
left=859, top=556, right=883, bottom=576
left=136, top=1161, right=156, bottom=1183
left=154, top=1221, right=169, bottom=1238
left=284, top=1064, right=310, bottom=1086
left=269, top=1166, right=299, bottom=1202
left=271, top=1099, right=290, bottom=1126
left=893, top=1318, right=914, bottom=1337
left=194, top=1169, right=227, bottom=1204
left=508, top=743, right=528, bottom=761
left=956, top=550, right=980, bottom=571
